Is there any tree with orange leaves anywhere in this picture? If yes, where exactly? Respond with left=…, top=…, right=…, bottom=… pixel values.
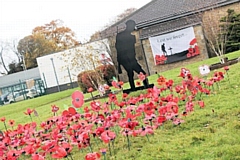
left=32, top=19, right=79, bottom=50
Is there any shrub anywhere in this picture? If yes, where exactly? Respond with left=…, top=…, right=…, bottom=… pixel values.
left=96, top=64, right=116, bottom=85
left=77, top=65, right=116, bottom=93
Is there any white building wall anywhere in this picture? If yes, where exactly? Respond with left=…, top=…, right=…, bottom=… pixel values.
left=36, top=39, right=112, bottom=88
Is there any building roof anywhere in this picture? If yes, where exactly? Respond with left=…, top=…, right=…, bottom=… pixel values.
left=0, top=68, right=41, bottom=88
left=100, top=0, right=239, bottom=38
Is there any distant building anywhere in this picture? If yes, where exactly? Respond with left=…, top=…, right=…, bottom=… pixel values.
left=36, top=39, right=112, bottom=93
left=0, top=68, right=42, bottom=95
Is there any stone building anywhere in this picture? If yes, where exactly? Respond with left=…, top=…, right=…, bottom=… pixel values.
left=100, top=0, right=240, bottom=82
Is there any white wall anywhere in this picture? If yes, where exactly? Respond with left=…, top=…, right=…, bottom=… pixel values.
left=36, top=39, right=112, bottom=88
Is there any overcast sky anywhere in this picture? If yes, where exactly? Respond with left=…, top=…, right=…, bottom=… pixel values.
left=0, top=0, right=151, bottom=42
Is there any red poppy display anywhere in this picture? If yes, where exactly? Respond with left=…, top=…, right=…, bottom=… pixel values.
left=1, top=66, right=230, bottom=159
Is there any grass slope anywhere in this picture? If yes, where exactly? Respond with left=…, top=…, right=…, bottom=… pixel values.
left=0, top=51, right=240, bottom=159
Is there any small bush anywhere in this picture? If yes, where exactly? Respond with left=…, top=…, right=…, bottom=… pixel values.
left=77, top=65, right=116, bottom=93
left=95, top=64, right=116, bottom=85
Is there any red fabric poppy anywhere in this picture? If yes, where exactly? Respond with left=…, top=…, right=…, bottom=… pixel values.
left=157, top=116, right=167, bottom=124
left=0, top=117, right=6, bottom=122
left=223, top=66, right=229, bottom=71
left=85, top=152, right=101, bottom=160
left=157, top=76, right=166, bottom=86
left=24, top=108, right=34, bottom=115
left=51, top=105, right=59, bottom=113
left=51, top=146, right=67, bottom=159
left=62, top=107, right=77, bottom=117
left=198, top=101, right=205, bottom=108
left=72, top=90, right=84, bottom=108
left=138, top=72, right=146, bottom=81
left=88, top=87, right=94, bottom=92
left=136, top=81, right=141, bottom=86
left=100, top=130, right=116, bottom=143
left=8, top=120, right=15, bottom=127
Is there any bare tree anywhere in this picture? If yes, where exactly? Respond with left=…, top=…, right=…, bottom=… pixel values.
left=202, top=7, right=235, bottom=63
left=0, top=41, right=10, bottom=74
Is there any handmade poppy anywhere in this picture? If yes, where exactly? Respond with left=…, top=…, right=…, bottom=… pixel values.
left=8, top=120, right=15, bottom=127
left=62, top=107, right=77, bottom=117
left=87, top=87, right=94, bottom=93
left=198, top=101, right=205, bottom=108
left=122, top=93, right=128, bottom=99
left=138, top=72, right=146, bottom=81
left=85, top=152, right=101, bottom=160
left=31, top=153, right=45, bottom=160
left=51, top=146, right=67, bottom=159
left=179, top=68, right=190, bottom=78
left=24, top=108, right=34, bottom=115
left=223, top=66, right=229, bottom=71
left=157, top=76, right=166, bottom=86
left=100, top=130, right=116, bottom=143
left=72, top=90, right=84, bottom=108
left=90, top=101, right=101, bottom=112
left=136, top=81, right=141, bottom=86
left=0, top=117, right=6, bottom=122
left=157, top=116, right=167, bottom=124
left=51, top=105, right=59, bottom=113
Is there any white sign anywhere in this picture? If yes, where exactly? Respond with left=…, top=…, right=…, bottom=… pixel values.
left=149, top=27, right=199, bottom=65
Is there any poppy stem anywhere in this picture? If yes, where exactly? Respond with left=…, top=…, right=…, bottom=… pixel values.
left=68, top=153, right=74, bottom=160
left=3, top=122, right=7, bottom=131
left=226, top=72, right=231, bottom=84
left=108, top=142, right=112, bottom=156
left=146, top=134, right=150, bottom=142
left=29, top=115, right=33, bottom=123
left=126, top=134, right=131, bottom=151
left=112, top=139, right=115, bottom=155
left=89, top=142, right=93, bottom=153
left=90, top=92, right=95, bottom=101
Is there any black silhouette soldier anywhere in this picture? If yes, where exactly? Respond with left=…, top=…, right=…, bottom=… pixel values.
left=161, top=43, right=167, bottom=56
left=115, top=20, right=148, bottom=91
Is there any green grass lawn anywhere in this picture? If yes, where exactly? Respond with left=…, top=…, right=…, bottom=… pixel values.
left=0, top=51, right=240, bottom=160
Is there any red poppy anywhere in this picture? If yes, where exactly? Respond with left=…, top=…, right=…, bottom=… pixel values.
left=100, top=130, right=116, bottom=143
left=223, top=66, right=229, bottom=71
left=122, top=93, right=128, bottom=99
left=90, top=101, right=101, bottom=112
left=72, top=90, right=84, bottom=108
left=88, top=87, right=94, bottom=92
left=198, top=101, right=205, bottom=108
left=187, top=53, right=192, bottom=58
left=0, top=117, right=6, bottom=122
left=157, top=76, right=166, bottom=86
left=51, top=146, right=67, bottom=159
left=136, top=81, right=141, bottom=86
left=24, top=108, right=34, bottom=115
left=138, top=72, right=146, bottom=81
left=8, top=119, right=15, bottom=127
left=157, top=116, right=167, bottom=124
left=31, top=153, right=45, bottom=160
left=51, top=105, right=59, bottom=113
left=179, top=68, right=190, bottom=78
left=85, top=152, right=101, bottom=160
left=111, top=80, right=123, bottom=89
left=62, top=107, right=77, bottom=117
